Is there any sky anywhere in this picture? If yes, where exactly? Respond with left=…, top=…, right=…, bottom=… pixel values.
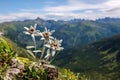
left=0, top=0, right=120, bottom=23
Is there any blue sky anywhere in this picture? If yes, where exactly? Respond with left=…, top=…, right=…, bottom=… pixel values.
left=0, top=0, right=120, bottom=23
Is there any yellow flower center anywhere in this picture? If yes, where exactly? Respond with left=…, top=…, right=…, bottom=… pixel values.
left=43, top=32, right=49, bottom=38
left=29, top=28, right=34, bottom=34
left=51, top=43, right=58, bottom=49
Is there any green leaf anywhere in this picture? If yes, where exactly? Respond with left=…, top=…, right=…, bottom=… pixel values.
left=26, top=50, right=36, bottom=58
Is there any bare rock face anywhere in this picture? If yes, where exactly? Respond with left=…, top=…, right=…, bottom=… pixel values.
left=45, top=67, right=58, bottom=80
left=4, top=58, right=24, bottom=80
left=40, top=61, right=59, bottom=80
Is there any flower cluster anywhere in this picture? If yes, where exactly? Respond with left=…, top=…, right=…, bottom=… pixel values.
left=24, top=24, right=64, bottom=61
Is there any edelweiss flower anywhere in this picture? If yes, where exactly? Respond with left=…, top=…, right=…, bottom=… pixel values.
left=23, top=24, right=42, bottom=50
left=45, top=38, right=64, bottom=57
left=41, top=27, right=55, bottom=40
left=24, top=24, right=42, bottom=38
left=23, top=24, right=37, bottom=47
left=51, top=39, right=64, bottom=56
left=24, top=24, right=38, bottom=35
left=46, top=38, right=64, bottom=51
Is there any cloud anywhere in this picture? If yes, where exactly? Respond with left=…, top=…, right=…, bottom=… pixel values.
left=43, top=0, right=120, bottom=20
left=44, top=0, right=120, bottom=12
left=44, top=0, right=98, bottom=12
left=20, top=9, right=43, bottom=12
left=0, top=0, right=120, bottom=23
left=107, top=7, right=120, bottom=12
left=0, top=13, right=45, bottom=23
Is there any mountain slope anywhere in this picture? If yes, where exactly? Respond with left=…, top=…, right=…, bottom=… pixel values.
left=53, top=34, right=120, bottom=79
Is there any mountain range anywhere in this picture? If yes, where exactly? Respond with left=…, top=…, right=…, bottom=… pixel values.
left=0, top=17, right=120, bottom=80
left=1, top=17, right=120, bottom=49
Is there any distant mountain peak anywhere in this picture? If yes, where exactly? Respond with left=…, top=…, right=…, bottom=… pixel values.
left=35, top=17, right=45, bottom=21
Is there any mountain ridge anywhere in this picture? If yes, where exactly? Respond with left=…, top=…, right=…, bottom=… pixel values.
left=0, top=17, right=120, bottom=50
left=53, top=34, right=120, bottom=79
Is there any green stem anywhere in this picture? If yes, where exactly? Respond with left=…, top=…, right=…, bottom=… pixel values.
left=31, top=34, right=37, bottom=58
left=40, top=41, right=45, bottom=59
